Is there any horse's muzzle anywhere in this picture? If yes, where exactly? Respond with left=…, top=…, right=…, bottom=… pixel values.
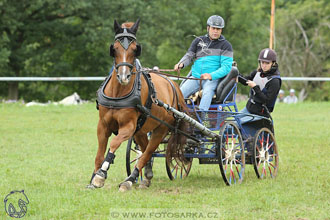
left=115, top=62, right=134, bottom=85
left=116, top=72, right=131, bottom=85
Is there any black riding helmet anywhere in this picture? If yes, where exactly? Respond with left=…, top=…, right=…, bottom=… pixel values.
left=258, top=48, right=277, bottom=62
left=207, top=15, right=225, bottom=28
left=258, top=48, right=279, bottom=75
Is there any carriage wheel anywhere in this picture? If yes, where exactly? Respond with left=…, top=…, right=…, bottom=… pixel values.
left=165, top=143, right=193, bottom=180
left=126, top=137, right=142, bottom=177
left=252, top=128, right=278, bottom=179
left=126, top=137, right=154, bottom=181
left=218, top=121, right=245, bottom=186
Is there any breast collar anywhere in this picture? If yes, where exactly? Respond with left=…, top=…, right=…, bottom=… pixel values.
left=96, top=70, right=156, bottom=133
left=97, top=70, right=143, bottom=109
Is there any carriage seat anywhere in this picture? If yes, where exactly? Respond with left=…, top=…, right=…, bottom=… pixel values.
left=213, top=65, right=239, bottom=104
left=182, top=64, right=239, bottom=104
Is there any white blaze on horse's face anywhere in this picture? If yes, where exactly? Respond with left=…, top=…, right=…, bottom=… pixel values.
left=120, top=50, right=129, bottom=84
left=117, top=51, right=130, bottom=85
left=115, top=44, right=135, bottom=86
left=113, top=19, right=140, bottom=86
left=116, top=45, right=132, bottom=86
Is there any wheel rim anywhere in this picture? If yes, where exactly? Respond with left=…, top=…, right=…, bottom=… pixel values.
left=126, top=137, right=155, bottom=182
left=253, top=128, right=278, bottom=179
left=219, top=122, right=245, bottom=185
left=126, top=138, right=142, bottom=182
left=165, top=143, right=193, bottom=180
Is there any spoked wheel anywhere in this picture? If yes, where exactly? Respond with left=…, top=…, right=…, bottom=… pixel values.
left=165, top=143, right=193, bottom=180
left=126, top=137, right=154, bottom=181
left=218, top=121, right=245, bottom=186
left=253, top=128, right=278, bottom=179
left=126, top=137, right=142, bottom=177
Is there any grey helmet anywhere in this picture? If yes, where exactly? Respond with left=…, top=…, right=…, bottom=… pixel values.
left=207, top=15, right=225, bottom=28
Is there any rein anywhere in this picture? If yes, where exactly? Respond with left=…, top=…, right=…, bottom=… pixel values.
left=140, top=68, right=204, bottom=97
left=141, top=68, right=203, bottom=81
left=155, top=69, right=209, bottom=97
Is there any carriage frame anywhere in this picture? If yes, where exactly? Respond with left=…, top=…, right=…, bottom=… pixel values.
left=126, top=69, right=279, bottom=186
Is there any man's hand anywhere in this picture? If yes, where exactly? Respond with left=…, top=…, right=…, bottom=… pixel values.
left=246, top=80, right=256, bottom=88
left=174, top=63, right=183, bottom=71
left=201, top=73, right=212, bottom=80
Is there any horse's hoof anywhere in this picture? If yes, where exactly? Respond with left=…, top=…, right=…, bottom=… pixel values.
left=138, top=179, right=151, bottom=189
left=119, top=181, right=133, bottom=192
left=86, top=184, right=96, bottom=189
left=91, top=174, right=105, bottom=188
left=144, top=170, right=153, bottom=180
left=145, top=161, right=153, bottom=180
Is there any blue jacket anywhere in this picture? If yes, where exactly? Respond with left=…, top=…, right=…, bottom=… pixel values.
left=179, top=35, right=233, bottom=80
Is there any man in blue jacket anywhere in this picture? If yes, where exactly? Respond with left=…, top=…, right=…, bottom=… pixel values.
left=174, top=15, right=233, bottom=111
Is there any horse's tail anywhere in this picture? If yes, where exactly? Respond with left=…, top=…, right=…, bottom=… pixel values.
left=166, top=83, right=190, bottom=166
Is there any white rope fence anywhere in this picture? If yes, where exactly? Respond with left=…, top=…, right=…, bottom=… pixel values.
left=1, top=77, right=330, bottom=81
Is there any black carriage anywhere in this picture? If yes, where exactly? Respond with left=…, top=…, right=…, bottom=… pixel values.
left=126, top=66, right=279, bottom=186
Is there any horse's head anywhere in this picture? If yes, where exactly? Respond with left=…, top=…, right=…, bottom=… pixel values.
left=110, top=19, right=141, bottom=85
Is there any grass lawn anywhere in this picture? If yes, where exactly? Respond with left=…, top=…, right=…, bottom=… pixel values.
left=1, top=102, right=329, bottom=219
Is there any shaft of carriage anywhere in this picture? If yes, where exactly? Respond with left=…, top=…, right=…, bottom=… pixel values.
left=155, top=99, right=219, bottom=139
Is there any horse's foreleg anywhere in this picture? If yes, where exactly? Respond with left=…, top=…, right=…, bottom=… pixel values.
left=89, top=120, right=112, bottom=188
left=93, top=124, right=135, bottom=189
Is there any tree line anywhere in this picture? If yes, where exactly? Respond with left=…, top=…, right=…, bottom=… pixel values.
left=0, top=0, right=329, bottom=101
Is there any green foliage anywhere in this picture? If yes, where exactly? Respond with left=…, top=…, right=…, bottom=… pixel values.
left=276, top=0, right=330, bottom=100
left=0, top=0, right=329, bottom=101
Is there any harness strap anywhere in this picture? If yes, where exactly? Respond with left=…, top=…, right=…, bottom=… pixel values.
left=115, top=62, right=134, bottom=70
left=115, top=32, right=136, bottom=40
left=155, top=73, right=179, bottom=109
left=135, top=71, right=156, bottom=132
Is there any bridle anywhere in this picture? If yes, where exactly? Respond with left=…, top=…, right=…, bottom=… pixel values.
left=109, top=28, right=142, bottom=76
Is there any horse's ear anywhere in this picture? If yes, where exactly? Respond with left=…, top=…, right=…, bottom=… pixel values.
left=136, top=44, right=142, bottom=57
left=130, top=18, right=140, bottom=35
left=109, top=44, right=115, bottom=57
left=114, top=20, right=122, bottom=34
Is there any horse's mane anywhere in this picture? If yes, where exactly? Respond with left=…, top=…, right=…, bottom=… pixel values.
left=121, top=22, right=134, bottom=28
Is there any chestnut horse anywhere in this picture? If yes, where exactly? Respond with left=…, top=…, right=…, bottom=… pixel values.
left=88, top=19, right=188, bottom=191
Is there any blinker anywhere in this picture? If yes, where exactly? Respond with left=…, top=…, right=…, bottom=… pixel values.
left=115, top=29, right=135, bottom=50
left=120, top=37, right=130, bottom=50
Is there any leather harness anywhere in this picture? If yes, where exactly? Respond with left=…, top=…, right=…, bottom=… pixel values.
left=96, top=69, right=157, bottom=133
left=96, top=28, right=179, bottom=134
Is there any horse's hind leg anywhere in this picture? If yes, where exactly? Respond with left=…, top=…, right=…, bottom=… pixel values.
left=119, top=127, right=168, bottom=191
left=144, top=159, right=153, bottom=180
left=138, top=129, right=168, bottom=189
left=134, top=133, right=153, bottom=180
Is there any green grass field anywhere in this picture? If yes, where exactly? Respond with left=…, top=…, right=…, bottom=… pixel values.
left=1, top=102, right=329, bottom=219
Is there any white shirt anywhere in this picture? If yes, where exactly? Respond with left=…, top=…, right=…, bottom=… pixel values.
left=284, top=95, right=298, bottom=104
